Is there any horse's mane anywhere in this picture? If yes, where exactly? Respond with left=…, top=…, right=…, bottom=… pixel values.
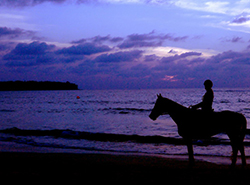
left=161, top=96, right=187, bottom=111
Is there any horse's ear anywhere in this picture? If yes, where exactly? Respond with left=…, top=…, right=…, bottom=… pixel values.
left=157, top=94, right=162, bottom=98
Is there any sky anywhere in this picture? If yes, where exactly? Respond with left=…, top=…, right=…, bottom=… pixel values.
left=1, top=0, right=250, bottom=89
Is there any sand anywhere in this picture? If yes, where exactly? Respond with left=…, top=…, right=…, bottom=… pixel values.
left=1, top=152, right=250, bottom=184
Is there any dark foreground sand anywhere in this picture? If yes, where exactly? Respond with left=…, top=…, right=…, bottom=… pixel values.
left=1, top=152, right=250, bottom=184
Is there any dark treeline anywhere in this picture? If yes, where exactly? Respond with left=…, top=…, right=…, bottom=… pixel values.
left=0, top=81, right=78, bottom=91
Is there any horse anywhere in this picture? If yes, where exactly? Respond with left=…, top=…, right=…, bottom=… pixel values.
left=149, top=94, right=247, bottom=167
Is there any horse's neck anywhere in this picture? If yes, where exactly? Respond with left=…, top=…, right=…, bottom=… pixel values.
left=163, top=97, right=186, bottom=111
left=163, top=98, right=187, bottom=125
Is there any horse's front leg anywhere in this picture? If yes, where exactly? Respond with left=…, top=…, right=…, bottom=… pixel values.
left=229, top=136, right=239, bottom=168
left=186, top=139, right=195, bottom=167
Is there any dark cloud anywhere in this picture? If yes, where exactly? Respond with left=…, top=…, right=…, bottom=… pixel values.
left=168, top=49, right=178, bottom=54
left=3, top=41, right=56, bottom=66
left=221, top=36, right=243, bottom=43
left=91, top=35, right=112, bottom=44
left=0, top=27, right=35, bottom=39
left=144, top=54, right=160, bottom=62
left=118, top=31, right=188, bottom=49
left=210, top=50, right=250, bottom=65
left=0, top=0, right=169, bottom=7
left=71, top=39, right=86, bottom=44
left=151, top=49, right=250, bottom=88
left=179, top=52, right=202, bottom=58
left=110, top=37, right=124, bottom=43
left=0, top=42, right=14, bottom=52
left=121, top=63, right=151, bottom=78
left=207, top=50, right=243, bottom=63
left=4, top=41, right=55, bottom=56
left=56, top=42, right=112, bottom=55
left=0, top=0, right=67, bottom=7
left=125, top=32, right=188, bottom=42
left=0, top=0, right=108, bottom=7
left=93, top=50, right=143, bottom=63
left=71, top=32, right=187, bottom=51
left=118, top=39, right=162, bottom=48
left=165, top=35, right=188, bottom=42
left=232, top=15, right=250, bottom=24
left=72, top=35, right=123, bottom=45
left=161, top=52, right=202, bottom=63
left=2, top=32, right=250, bottom=89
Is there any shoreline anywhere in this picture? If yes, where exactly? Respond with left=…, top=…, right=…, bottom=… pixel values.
left=1, top=151, right=250, bottom=184
left=1, top=140, right=249, bottom=166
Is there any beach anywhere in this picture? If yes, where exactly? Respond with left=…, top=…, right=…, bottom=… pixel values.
left=1, top=152, right=250, bottom=184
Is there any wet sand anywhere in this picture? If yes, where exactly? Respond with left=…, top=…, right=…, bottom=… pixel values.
left=1, top=152, right=250, bottom=184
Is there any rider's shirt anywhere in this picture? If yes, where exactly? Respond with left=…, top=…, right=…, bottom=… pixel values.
left=202, top=89, right=214, bottom=111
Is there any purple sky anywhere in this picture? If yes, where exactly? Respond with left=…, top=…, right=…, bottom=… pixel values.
left=1, top=0, right=250, bottom=89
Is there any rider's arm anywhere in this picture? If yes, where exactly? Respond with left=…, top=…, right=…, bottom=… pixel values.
left=190, top=102, right=202, bottom=110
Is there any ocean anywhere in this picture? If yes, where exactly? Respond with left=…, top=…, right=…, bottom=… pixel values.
left=1, top=88, right=250, bottom=159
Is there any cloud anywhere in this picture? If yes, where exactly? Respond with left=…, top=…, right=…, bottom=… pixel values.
left=2, top=32, right=250, bottom=89
left=71, top=35, right=124, bottom=45
left=4, top=41, right=55, bottom=56
left=0, top=27, right=35, bottom=39
left=144, top=54, right=160, bottom=62
left=150, top=49, right=250, bottom=88
left=3, top=41, right=56, bottom=66
left=93, top=50, right=143, bottom=63
left=118, top=39, right=162, bottom=49
left=0, top=0, right=67, bottom=7
left=56, top=42, right=112, bottom=55
left=173, top=1, right=230, bottom=14
left=220, top=36, right=243, bottom=43
left=118, top=31, right=188, bottom=49
left=160, top=51, right=202, bottom=63
left=232, top=15, right=250, bottom=24
left=0, top=0, right=170, bottom=7
left=71, top=38, right=87, bottom=44
left=91, top=35, right=115, bottom=43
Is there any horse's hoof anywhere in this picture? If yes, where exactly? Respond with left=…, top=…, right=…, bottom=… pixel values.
left=188, top=161, right=195, bottom=168
left=229, top=164, right=236, bottom=170
left=241, top=162, right=246, bottom=170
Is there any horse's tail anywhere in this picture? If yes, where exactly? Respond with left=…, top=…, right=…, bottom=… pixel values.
left=239, top=113, right=247, bottom=141
left=225, top=112, right=246, bottom=141
left=231, top=113, right=247, bottom=166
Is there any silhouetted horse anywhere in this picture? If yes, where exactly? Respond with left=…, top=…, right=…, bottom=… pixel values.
left=149, top=94, right=247, bottom=167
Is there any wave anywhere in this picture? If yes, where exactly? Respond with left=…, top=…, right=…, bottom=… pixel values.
left=81, top=100, right=152, bottom=105
left=2, top=127, right=250, bottom=146
left=0, top=109, right=16, bottom=112
left=0, top=127, right=184, bottom=145
left=0, top=136, right=118, bottom=153
left=100, top=107, right=152, bottom=114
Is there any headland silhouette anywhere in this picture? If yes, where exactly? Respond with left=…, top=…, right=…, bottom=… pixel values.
left=0, top=81, right=78, bottom=91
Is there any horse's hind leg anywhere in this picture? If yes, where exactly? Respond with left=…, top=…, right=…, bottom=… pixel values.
left=230, top=131, right=246, bottom=167
left=186, top=139, right=195, bottom=167
left=231, top=144, right=238, bottom=167
left=230, top=136, right=246, bottom=167
left=239, top=127, right=246, bottom=167
left=239, top=142, right=246, bottom=167
left=229, top=136, right=238, bottom=167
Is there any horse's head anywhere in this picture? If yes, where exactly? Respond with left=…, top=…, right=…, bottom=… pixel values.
left=149, top=94, right=168, bottom=121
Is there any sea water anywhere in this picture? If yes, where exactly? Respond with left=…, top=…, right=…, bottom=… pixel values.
left=1, top=88, right=250, bottom=158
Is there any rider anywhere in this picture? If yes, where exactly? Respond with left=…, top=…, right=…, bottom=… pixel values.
left=189, top=79, right=214, bottom=112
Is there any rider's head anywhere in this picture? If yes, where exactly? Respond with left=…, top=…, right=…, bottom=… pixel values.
left=204, top=79, right=213, bottom=89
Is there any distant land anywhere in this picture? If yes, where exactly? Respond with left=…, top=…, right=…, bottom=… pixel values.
left=0, top=81, right=79, bottom=91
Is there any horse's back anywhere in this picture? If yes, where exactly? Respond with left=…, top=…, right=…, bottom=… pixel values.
left=177, top=110, right=246, bottom=139
left=218, top=110, right=247, bottom=132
